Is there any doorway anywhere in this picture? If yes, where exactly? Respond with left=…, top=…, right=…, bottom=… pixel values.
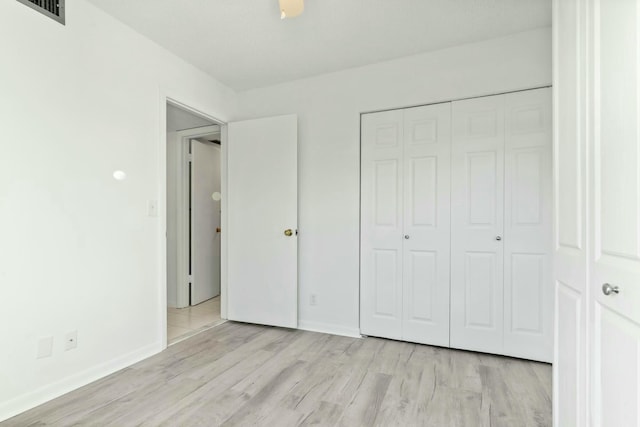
left=166, top=103, right=225, bottom=344
left=160, top=98, right=299, bottom=348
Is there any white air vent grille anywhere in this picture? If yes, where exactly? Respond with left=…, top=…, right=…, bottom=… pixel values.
left=17, top=0, right=65, bottom=25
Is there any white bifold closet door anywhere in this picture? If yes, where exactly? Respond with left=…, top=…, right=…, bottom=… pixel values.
left=450, top=94, right=506, bottom=353
left=450, top=88, right=553, bottom=362
left=503, top=89, right=553, bottom=361
left=360, top=102, right=451, bottom=347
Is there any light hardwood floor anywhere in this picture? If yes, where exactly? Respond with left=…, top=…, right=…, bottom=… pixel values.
left=3, top=322, right=552, bottom=426
left=168, top=297, right=223, bottom=344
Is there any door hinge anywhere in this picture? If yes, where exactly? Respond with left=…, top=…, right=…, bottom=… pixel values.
left=188, top=274, right=193, bottom=283
left=187, top=153, right=193, bottom=162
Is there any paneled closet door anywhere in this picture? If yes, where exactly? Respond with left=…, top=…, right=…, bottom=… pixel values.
left=401, top=103, right=451, bottom=347
left=552, top=0, right=588, bottom=423
left=450, top=95, right=505, bottom=354
left=503, top=88, right=553, bottom=362
left=360, top=110, right=404, bottom=340
left=590, top=0, right=640, bottom=424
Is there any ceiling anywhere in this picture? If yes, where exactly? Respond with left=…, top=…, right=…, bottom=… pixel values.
left=87, top=0, right=551, bottom=91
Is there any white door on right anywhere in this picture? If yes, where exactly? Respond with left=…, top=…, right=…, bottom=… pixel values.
left=590, top=0, right=640, bottom=424
left=451, top=90, right=553, bottom=362
left=503, top=88, right=553, bottom=362
left=450, top=95, right=505, bottom=354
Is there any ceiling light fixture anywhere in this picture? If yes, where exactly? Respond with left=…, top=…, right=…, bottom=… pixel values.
left=279, top=0, right=304, bottom=20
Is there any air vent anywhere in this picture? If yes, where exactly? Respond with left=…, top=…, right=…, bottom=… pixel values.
left=17, top=0, right=65, bottom=25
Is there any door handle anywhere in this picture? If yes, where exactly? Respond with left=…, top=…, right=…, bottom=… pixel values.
left=602, top=283, right=620, bottom=296
left=216, top=227, right=221, bottom=233
left=284, top=229, right=293, bottom=237
left=496, top=236, right=502, bottom=241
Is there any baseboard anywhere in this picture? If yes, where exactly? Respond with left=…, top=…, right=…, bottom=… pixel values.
left=298, top=320, right=362, bottom=339
left=0, top=341, right=163, bottom=423
left=0, top=322, right=360, bottom=422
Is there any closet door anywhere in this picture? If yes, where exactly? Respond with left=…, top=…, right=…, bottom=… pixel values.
left=552, top=0, right=588, bottom=423
left=450, top=95, right=505, bottom=353
left=503, top=88, right=553, bottom=362
left=360, top=110, right=404, bottom=340
left=590, top=1, right=640, bottom=423
left=401, top=103, right=451, bottom=347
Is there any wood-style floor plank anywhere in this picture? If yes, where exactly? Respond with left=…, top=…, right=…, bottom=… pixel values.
left=2, top=322, right=552, bottom=427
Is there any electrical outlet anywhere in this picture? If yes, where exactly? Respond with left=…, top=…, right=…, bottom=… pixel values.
left=65, top=330, right=78, bottom=351
left=37, top=336, right=54, bottom=359
left=310, top=294, right=317, bottom=306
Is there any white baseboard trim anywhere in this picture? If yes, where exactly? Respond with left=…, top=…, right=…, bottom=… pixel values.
left=0, top=341, right=163, bottom=423
left=298, top=320, right=362, bottom=339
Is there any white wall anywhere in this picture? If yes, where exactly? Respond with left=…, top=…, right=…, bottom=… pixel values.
left=0, top=0, right=236, bottom=421
left=0, top=6, right=551, bottom=418
left=237, top=28, right=552, bottom=337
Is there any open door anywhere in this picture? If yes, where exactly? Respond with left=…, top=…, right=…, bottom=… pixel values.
left=191, top=139, right=221, bottom=305
left=589, top=1, right=640, bottom=424
left=554, top=0, right=640, bottom=424
left=227, top=114, right=298, bottom=328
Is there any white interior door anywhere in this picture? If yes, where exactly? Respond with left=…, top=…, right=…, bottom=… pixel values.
left=554, top=0, right=640, bottom=424
left=227, top=114, right=298, bottom=328
left=360, top=104, right=451, bottom=346
left=503, top=88, right=553, bottom=362
left=591, top=0, right=640, bottom=424
left=450, top=95, right=505, bottom=354
left=552, top=0, right=589, bottom=424
left=401, top=103, right=451, bottom=347
left=360, top=109, right=404, bottom=340
left=191, top=140, right=221, bottom=305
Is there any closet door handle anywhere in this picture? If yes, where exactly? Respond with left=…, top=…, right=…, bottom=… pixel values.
left=496, top=236, right=502, bottom=241
left=404, top=235, right=410, bottom=240
left=602, top=283, right=620, bottom=296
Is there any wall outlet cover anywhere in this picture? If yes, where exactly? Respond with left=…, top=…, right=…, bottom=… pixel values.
left=37, top=336, right=54, bottom=359
left=65, top=330, right=78, bottom=351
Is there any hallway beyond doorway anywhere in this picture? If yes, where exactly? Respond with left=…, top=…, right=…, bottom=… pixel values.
left=168, top=297, right=223, bottom=344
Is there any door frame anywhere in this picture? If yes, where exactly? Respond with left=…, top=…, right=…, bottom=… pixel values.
left=159, top=92, right=229, bottom=349
left=172, top=126, right=221, bottom=308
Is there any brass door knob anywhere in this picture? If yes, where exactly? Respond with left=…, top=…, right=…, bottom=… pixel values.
left=284, top=229, right=293, bottom=236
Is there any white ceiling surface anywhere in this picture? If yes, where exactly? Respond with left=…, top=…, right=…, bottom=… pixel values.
left=166, top=104, right=215, bottom=132
left=87, top=0, right=551, bottom=91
